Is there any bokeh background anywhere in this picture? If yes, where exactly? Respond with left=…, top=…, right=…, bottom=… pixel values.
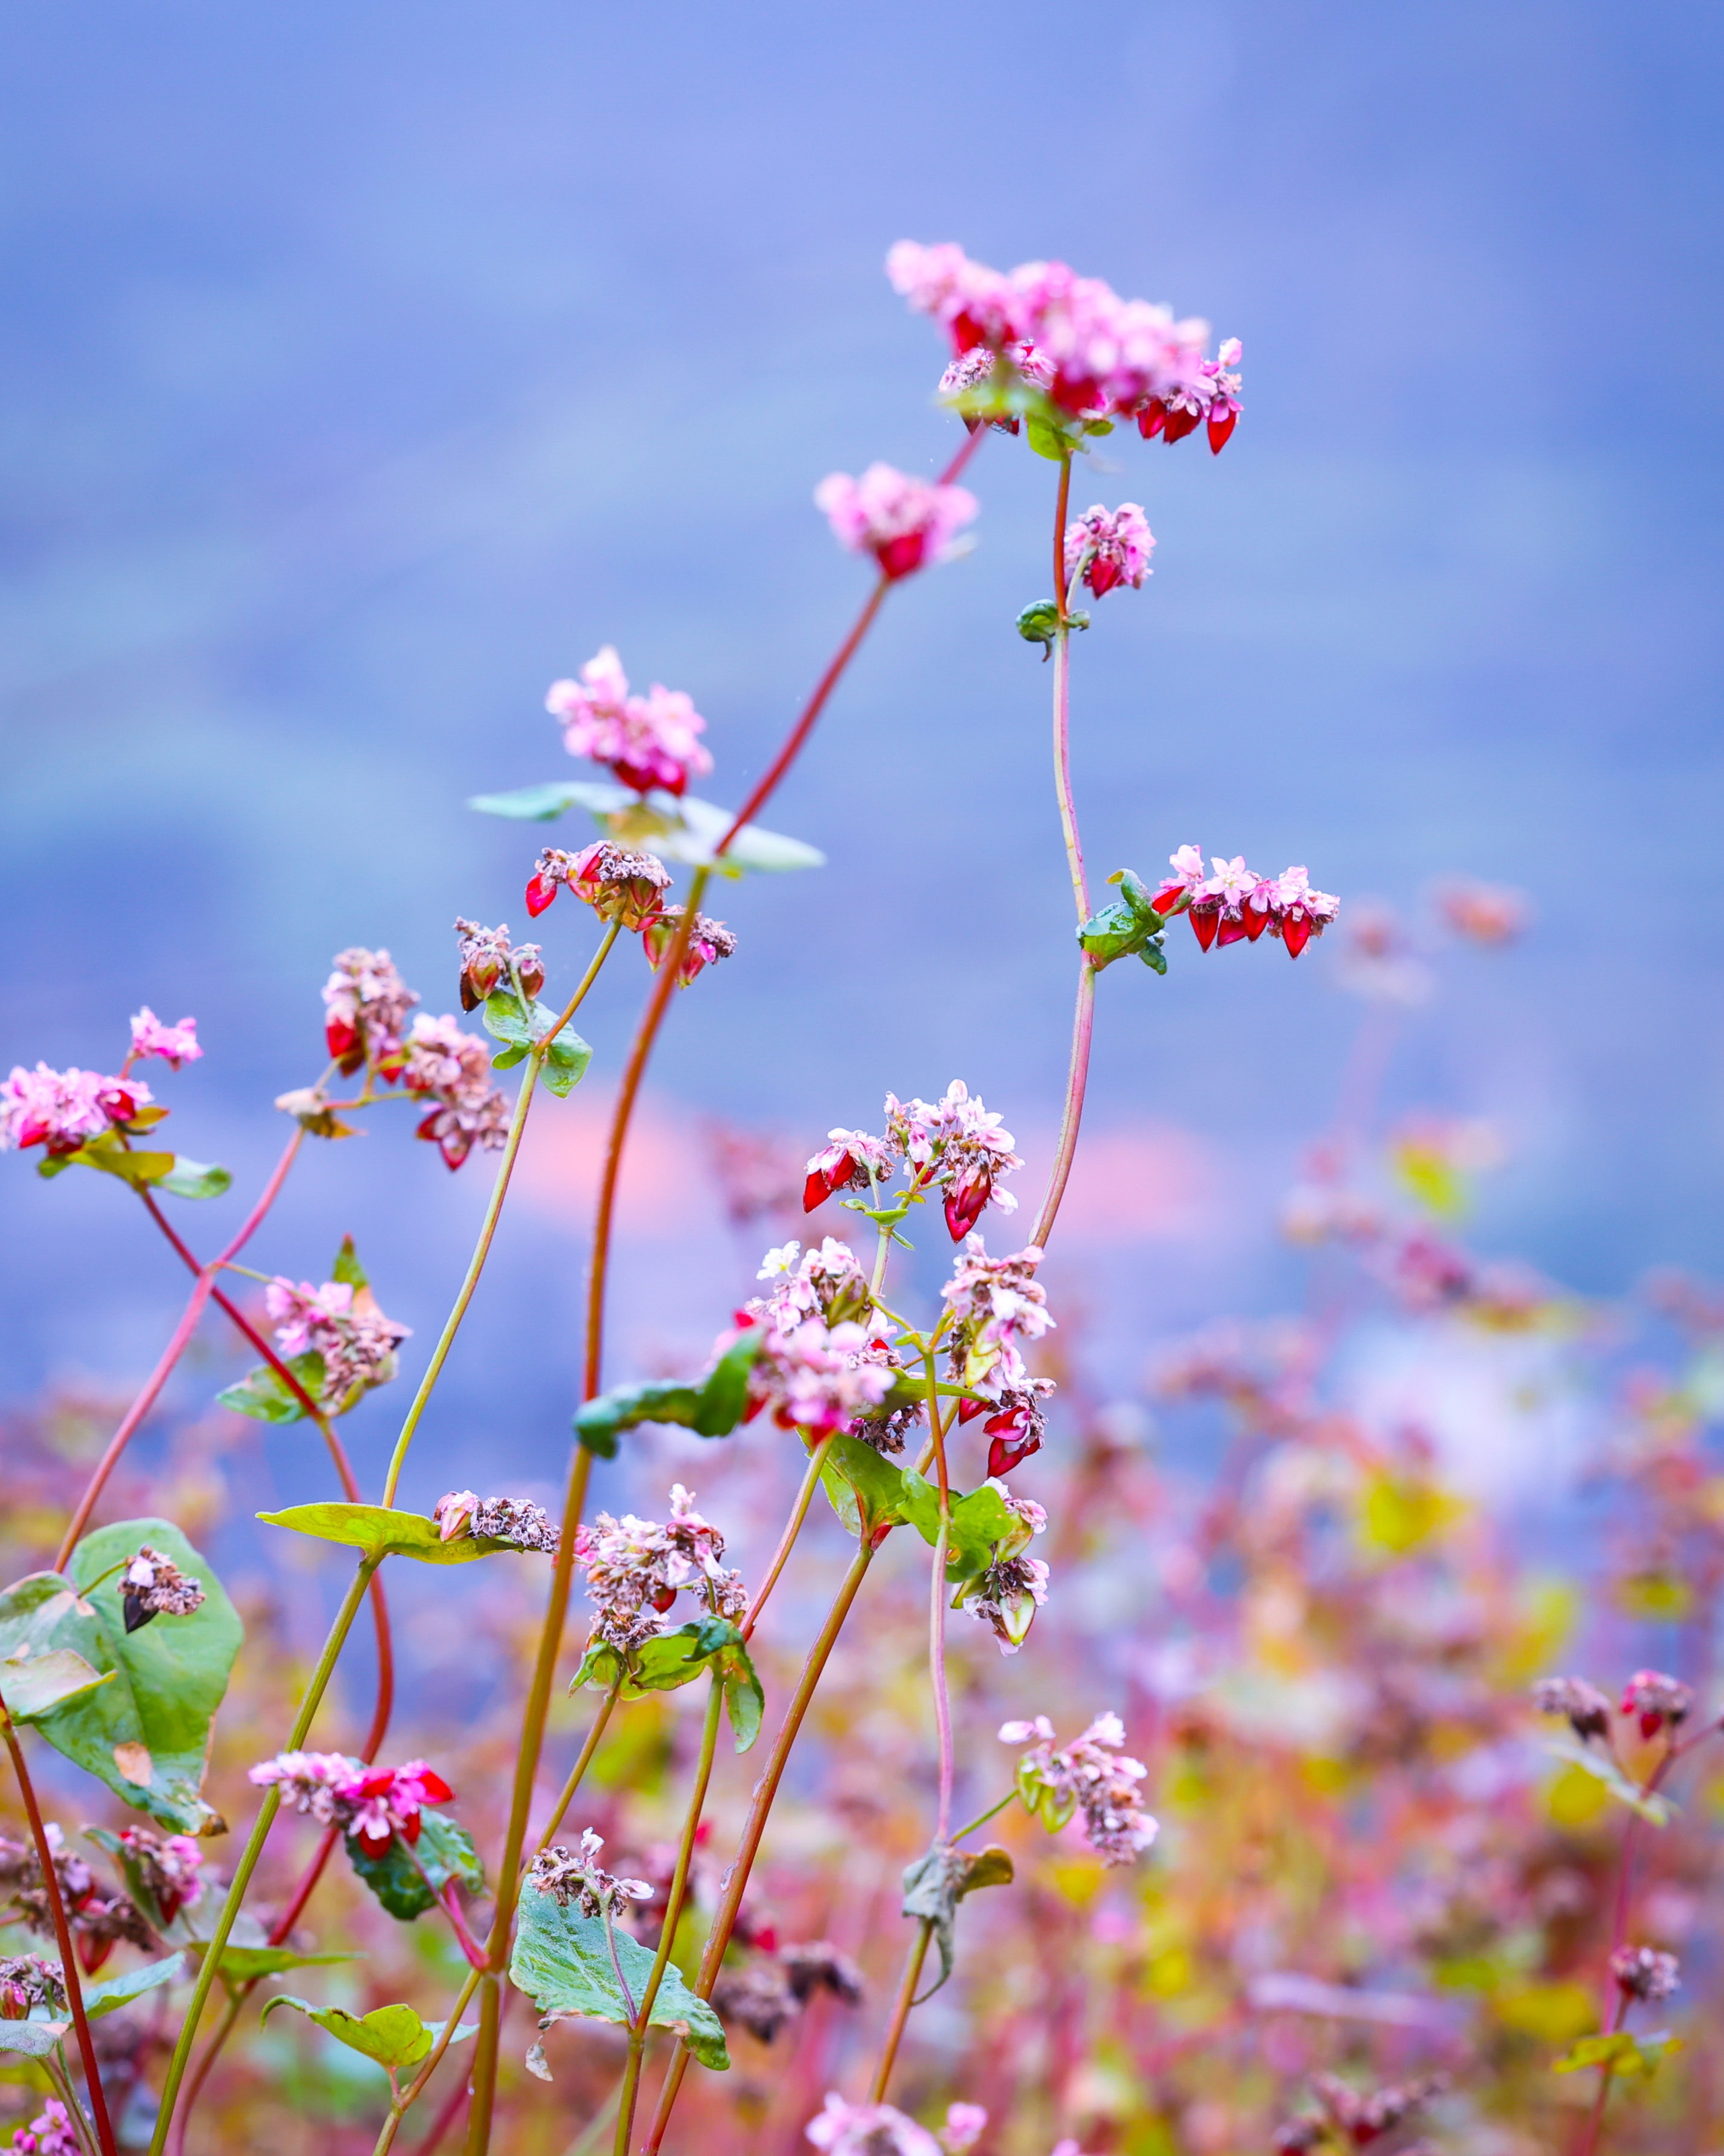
left=3, top=0, right=1721, bottom=1522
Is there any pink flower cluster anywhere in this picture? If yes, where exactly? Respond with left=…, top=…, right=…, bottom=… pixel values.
left=1063, top=503, right=1154, bottom=599
left=546, top=645, right=713, bottom=797
left=117, top=1825, right=204, bottom=1924
left=941, top=1236, right=1055, bottom=1399
left=1622, top=1668, right=1693, bottom=1741
left=574, top=1484, right=748, bottom=1655
left=11, top=2099, right=79, bottom=2156
left=803, top=1082, right=1023, bottom=1242
left=0, top=1063, right=151, bottom=1156
left=246, top=1751, right=453, bottom=1856
left=1000, top=1711, right=1158, bottom=1864
left=322, top=948, right=418, bottom=1076
left=527, top=839, right=673, bottom=928
left=642, top=905, right=738, bottom=989
left=814, top=465, right=979, bottom=582
left=802, top=1128, right=896, bottom=1212
left=264, top=1275, right=411, bottom=1408
left=1153, top=845, right=1340, bottom=959
left=888, top=240, right=1242, bottom=450
left=805, top=2093, right=941, bottom=2156
left=129, top=1008, right=201, bottom=1069
left=737, top=1238, right=900, bottom=1438
left=402, top=1012, right=512, bottom=1169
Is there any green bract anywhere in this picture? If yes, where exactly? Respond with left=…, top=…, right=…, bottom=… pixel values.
left=1078, top=869, right=1168, bottom=973
left=0, top=1519, right=241, bottom=1833
left=467, top=779, right=822, bottom=878
left=571, top=1617, right=763, bottom=1753
left=509, top=1885, right=729, bottom=2069
left=900, top=1841, right=1015, bottom=1998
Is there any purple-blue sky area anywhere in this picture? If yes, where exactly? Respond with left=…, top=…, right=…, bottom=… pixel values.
left=2, top=0, right=1721, bottom=1519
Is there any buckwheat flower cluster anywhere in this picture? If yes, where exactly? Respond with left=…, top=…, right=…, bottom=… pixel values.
left=713, top=1939, right=866, bottom=2043
left=546, top=645, right=713, bottom=797
left=885, top=1080, right=1024, bottom=1240
left=246, top=1753, right=453, bottom=1855
left=803, top=1128, right=896, bottom=1212
left=965, top=1488, right=1051, bottom=1654
left=969, top=1377, right=1056, bottom=1481
left=453, top=919, right=543, bottom=1010
left=1532, top=1675, right=1614, bottom=1742
left=1622, top=1668, right=1693, bottom=1740
left=0, top=1832, right=151, bottom=1976
left=888, top=240, right=1242, bottom=449
left=642, top=905, right=737, bottom=988
left=814, top=465, right=979, bottom=582
left=1305, top=2072, right=1445, bottom=2149
left=746, top=1315, right=898, bottom=1438
left=0, top=1064, right=152, bottom=1156
left=805, top=2093, right=942, bottom=2156
left=1612, top=1944, right=1680, bottom=2002
left=116, top=1825, right=204, bottom=1924
left=432, top=1490, right=560, bottom=1555
left=1151, top=845, right=1340, bottom=959
left=1063, top=504, right=1154, bottom=599
left=1436, top=878, right=1529, bottom=946
left=401, top=1012, right=511, bottom=1169
left=128, top=1008, right=202, bottom=1068
left=117, top=1546, right=205, bottom=1634
left=0, top=1955, right=66, bottom=2021
left=10, top=2098, right=79, bottom=2156
left=941, top=1237, right=1055, bottom=1401
left=321, top=947, right=418, bottom=1075
left=750, top=1238, right=873, bottom=1330
left=526, top=839, right=673, bottom=927
left=1001, top=1711, right=1158, bottom=1865
left=265, top=1275, right=411, bottom=1408
left=576, top=1484, right=748, bottom=1655
left=527, top=1829, right=651, bottom=1919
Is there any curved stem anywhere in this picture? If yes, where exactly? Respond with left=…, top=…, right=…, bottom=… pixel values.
left=0, top=1702, right=119, bottom=2156
left=950, top=1789, right=1016, bottom=1845
left=535, top=1679, right=623, bottom=1854
left=640, top=1540, right=877, bottom=2156
left=867, top=1920, right=933, bottom=2106
left=741, top=1431, right=836, bottom=1642
left=147, top=1556, right=381, bottom=2156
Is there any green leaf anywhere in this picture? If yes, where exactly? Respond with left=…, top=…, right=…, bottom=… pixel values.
left=467, top=781, right=823, bottom=879
left=574, top=1336, right=762, bottom=1458
left=0, top=1521, right=242, bottom=1833
left=481, top=991, right=592, bottom=1097
left=257, top=1503, right=521, bottom=1566
left=217, top=1350, right=325, bottom=1425
left=570, top=1619, right=761, bottom=1753
left=1544, top=1736, right=1674, bottom=1825
left=261, top=1996, right=440, bottom=2077
left=83, top=1955, right=185, bottom=2020
left=156, top=1158, right=232, bottom=1200
left=510, top=1884, right=729, bottom=2069
left=69, top=1134, right=178, bottom=1187
left=1078, top=870, right=1166, bottom=974
left=900, top=1842, right=1016, bottom=1998
left=692, top=1334, right=762, bottom=1437
left=0, top=2023, right=67, bottom=2059
left=819, top=1434, right=918, bottom=1542
left=210, top=1945, right=359, bottom=1982
left=1554, top=2029, right=1682, bottom=2077
left=1025, top=414, right=1075, bottom=462
left=0, top=1648, right=114, bottom=1723
left=347, top=1810, right=484, bottom=1923
left=332, top=1235, right=369, bottom=1290
left=894, top=1472, right=1024, bottom=1590
left=467, top=780, right=633, bottom=821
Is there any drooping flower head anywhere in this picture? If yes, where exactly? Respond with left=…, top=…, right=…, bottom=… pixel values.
left=1621, top=1668, right=1693, bottom=1742
left=546, top=646, right=713, bottom=797
left=814, top=465, right=978, bottom=581
left=401, top=1013, right=512, bottom=1170
left=117, top=1547, right=205, bottom=1634
left=886, top=1080, right=1024, bottom=1241
left=264, top=1275, right=411, bottom=1409
left=1001, top=1711, right=1158, bottom=1865
left=247, top=1752, right=452, bottom=1855
left=116, top=1826, right=204, bottom=1925
left=642, top=907, right=737, bottom=989
left=1148, top=846, right=1339, bottom=958
left=1063, top=504, right=1155, bottom=599
left=576, top=1485, right=748, bottom=1656
left=526, top=841, right=673, bottom=927
left=0, top=1064, right=152, bottom=1156
left=129, top=1009, right=202, bottom=1070
left=321, top=948, right=418, bottom=1076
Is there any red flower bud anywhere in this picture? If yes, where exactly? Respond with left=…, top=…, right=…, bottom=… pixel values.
left=1189, top=901, right=1222, bottom=952
left=1207, top=406, right=1238, bottom=454
left=1137, top=397, right=1168, bottom=440
left=1280, top=912, right=1314, bottom=958
left=1161, top=403, right=1203, bottom=445
left=525, top=873, right=558, bottom=918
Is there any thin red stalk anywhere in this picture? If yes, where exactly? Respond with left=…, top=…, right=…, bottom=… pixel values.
left=414, top=2062, right=474, bottom=2156
left=867, top=1922, right=933, bottom=2105
left=0, top=1704, right=119, bottom=2156
left=55, top=1132, right=304, bottom=1565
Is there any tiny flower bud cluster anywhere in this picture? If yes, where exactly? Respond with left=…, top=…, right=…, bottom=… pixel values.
left=401, top=1013, right=512, bottom=1169
left=1532, top=1675, right=1614, bottom=1742
left=0, top=1955, right=66, bottom=2021
left=888, top=240, right=1242, bottom=449
left=965, top=1489, right=1051, bottom=1654
left=0, top=1064, right=152, bottom=1156
left=117, top=1546, right=205, bottom=1634
left=1000, top=1711, right=1158, bottom=1865
left=432, top=1491, right=560, bottom=1555
left=814, top=465, right=979, bottom=582
left=453, top=919, right=543, bottom=1010
left=575, top=1485, right=748, bottom=1655
left=527, top=1828, right=651, bottom=1918
left=546, top=645, right=712, bottom=797
left=526, top=840, right=673, bottom=929
left=1063, top=504, right=1155, bottom=599
left=805, top=2092, right=943, bottom=2156
left=128, top=1008, right=202, bottom=1069
left=322, top=948, right=418, bottom=1075
left=9, top=2099, right=79, bottom=2156
left=1622, top=1668, right=1693, bottom=1740
left=1152, top=846, right=1339, bottom=959
left=246, top=1753, right=453, bottom=1855
left=116, top=1826, right=204, bottom=1924
left=265, top=1276, right=411, bottom=1409
left=941, top=1237, right=1055, bottom=1402
left=643, top=906, right=737, bottom=989
left=736, top=1238, right=901, bottom=1438
left=1611, top=1944, right=1680, bottom=2001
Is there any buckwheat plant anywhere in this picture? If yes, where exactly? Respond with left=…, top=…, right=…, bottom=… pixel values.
left=0, top=243, right=1338, bottom=2156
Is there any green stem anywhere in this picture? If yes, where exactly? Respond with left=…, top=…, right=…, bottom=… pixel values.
left=950, top=1789, right=1016, bottom=1844
left=536, top=1679, right=624, bottom=1853
left=741, top=1431, right=836, bottom=1641
left=372, top=1965, right=485, bottom=2156
left=147, top=1555, right=381, bottom=2156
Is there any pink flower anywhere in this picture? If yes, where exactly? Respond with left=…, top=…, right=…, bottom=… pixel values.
left=806, top=2092, right=942, bottom=2156
left=748, top=1317, right=896, bottom=1437
left=527, top=841, right=673, bottom=928
left=263, top=1276, right=411, bottom=1407
left=884, top=1080, right=1024, bottom=1240
left=1063, top=504, right=1154, bottom=599
left=546, top=645, right=712, bottom=797
left=941, top=2105, right=989, bottom=2155
left=403, top=1014, right=511, bottom=1169
left=129, top=1008, right=202, bottom=1069
left=1003, top=1712, right=1158, bottom=1864
left=1621, top=1670, right=1694, bottom=1742
left=642, top=907, right=737, bottom=988
left=1435, top=879, right=1530, bottom=946
left=941, top=1236, right=1054, bottom=1398
left=1150, top=850, right=1338, bottom=958
left=803, top=1127, right=895, bottom=1213
left=814, top=465, right=978, bottom=581
left=321, top=948, right=418, bottom=1076
left=248, top=1751, right=452, bottom=1854
left=0, top=1064, right=151, bottom=1155
left=12, top=2098, right=79, bottom=2156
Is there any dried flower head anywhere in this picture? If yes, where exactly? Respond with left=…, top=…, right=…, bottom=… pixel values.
left=116, top=1826, right=204, bottom=1925
left=527, top=839, right=673, bottom=928
left=453, top=919, right=543, bottom=1009
left=321, top=948, right=418, bottom=1076
left=1532, top=1675, right=1614, bottom=1743
left=117, top=1546, right=205, bottom=1633
left=1621, top=1669, right=1694, bottom=1740
left=576, top=1485, right=748, bottom=1655
left=1001, top=1711, right=1158, bottom=1865
left=0, top=1064, right=152, bottom=1156
left=712, top=1960, right=799, bottom=2043
left=527, top=1828, right=652, bottom=1918
left=1611, top=1944, right=1680, bottom=2002
left=1063, top=503, right=1155, bottom=599
left=432, top=1491, right=560, bottom=1555
left=546, top=645, right=712, bottom=797
left=781, top=1940, right=866, bottom=2008
left=265, top=1275, right=411, bottom=1408
left=642, top=907, right=737, bottom=988
left=129, top=1008, right=202, bottom=1069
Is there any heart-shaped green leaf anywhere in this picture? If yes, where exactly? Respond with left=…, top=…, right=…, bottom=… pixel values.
left=0, top=1648, right=114, bottom=1723
left=257, top=1504, right=520, bottom=1566
left=261, top=1996, right=471, bottom=2075
left=571, top=1620, right=762, bottom=1754
left=346, top=1810, right=484, bottom=1922
left=467, top=781, right=822, bottom=878
left=156, top=1158, right=233, bottom=1200
left=217, top=1350, right=325, bottom=1425
left=480, top=990, right=591, bottom=1096
left=510, top=1885, right=728, bottom=2068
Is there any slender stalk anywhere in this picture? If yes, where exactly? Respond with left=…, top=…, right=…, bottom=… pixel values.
left=741, top=1431, right=836, bottom=1641
left=147, top=1556, right=381, bottom=2156
left=867, top=1920, right=933, bottom=2105
left=57, top=1134, right=304, bottom=1565
left=950, top=1790, right=1015, bottom=1844
left=48, top=2047, right=104, bottom=2156
left=922, top=1356, right=955, bottom=1843
left=0, top=1699, right=119, bottom=2156
left=537, top=1679, right=624, bottom=1853
left=640, top=1540, right=877, bottom=2156
left=372, top=1965, right=486, bottom=2156
left=413, top=2070, right=475, bottom=2156
left=614, top=1678, right=725, bottom=2156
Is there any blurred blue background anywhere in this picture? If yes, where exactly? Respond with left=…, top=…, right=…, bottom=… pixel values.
left=3, top=0, right=1721, bottom=1524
